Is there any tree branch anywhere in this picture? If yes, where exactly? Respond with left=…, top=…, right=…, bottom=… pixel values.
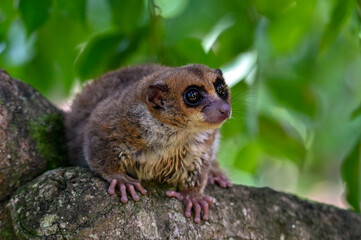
left=2, top=167, right=361, bottom=239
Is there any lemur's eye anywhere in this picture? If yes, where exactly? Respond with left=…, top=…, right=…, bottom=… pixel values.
left=183, top=87, right=203, bottom=106
left=214, top=78, right=228, bottom=99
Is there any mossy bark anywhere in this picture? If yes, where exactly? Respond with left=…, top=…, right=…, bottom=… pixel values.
left=0, top=69, right=67, bottom=201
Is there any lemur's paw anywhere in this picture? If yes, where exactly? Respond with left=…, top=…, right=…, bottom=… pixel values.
left=107, top=174, right=147, bottom=203
left=208, top=170, right=232, bottom=188
left=166, top=190, right=212, bottom=223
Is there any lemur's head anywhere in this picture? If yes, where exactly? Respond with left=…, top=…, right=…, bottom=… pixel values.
left=145, top=64, right=231, bottom=131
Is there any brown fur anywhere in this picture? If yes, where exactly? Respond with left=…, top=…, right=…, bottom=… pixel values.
left=65, top=64, right=231, bottom=193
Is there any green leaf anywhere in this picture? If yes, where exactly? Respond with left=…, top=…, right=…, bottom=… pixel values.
left=266, top=77, right=318, bottom=117
left=86, top=0, right=112, bottom=33
left=320, top=0, right=352, bottom=53
left=0, top=0, right=17, bottom=42
left=174, top=38, right=208, bottom=63
left=108, top=0, right=145, bottom=35
left=162, top=38, right=217, bottom=66
left=342, top=139, right=361, bottom=212
left=357, top=0, right=361, bottom=8
left=234, top=141, right=260, bottom=173
left=56, top=0, right=86, bottom=25
left=19, top=0, right=53, bottom=34
left=75, top=32, right=127, bottom=80
left=351, top=103, right=361, bottom=120
left=215, top=19, right=255, bottom=65
left=254, top=0, right=293, bottom=20
left=258, top=115, right=306, bottom=165
left=267, top=1, right=315, bottom=55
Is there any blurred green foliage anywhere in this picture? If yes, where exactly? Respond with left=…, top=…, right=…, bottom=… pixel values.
left=1, top=0, right=361, bottom=212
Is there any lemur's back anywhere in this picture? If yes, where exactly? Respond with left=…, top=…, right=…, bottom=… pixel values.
left=65, top=64, right=168, bottom=165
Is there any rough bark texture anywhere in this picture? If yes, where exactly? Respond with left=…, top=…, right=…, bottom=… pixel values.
left=1, top=167, right=360, bottom=240
left=0, top=68, right=67, bottom=201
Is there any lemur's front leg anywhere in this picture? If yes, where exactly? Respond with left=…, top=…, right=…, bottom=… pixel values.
left=84, top=122, right=147, bottom=203
left=166, top=156, right=212, bottom=223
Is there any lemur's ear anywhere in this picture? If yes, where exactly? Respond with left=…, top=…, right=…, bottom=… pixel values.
left=147, top=84, right=169, bottom=109
left=214, top=68, right=223, bottom=76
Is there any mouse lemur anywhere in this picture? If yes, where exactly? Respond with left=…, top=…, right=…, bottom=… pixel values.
left=65, top=64, right=232, bottom=223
